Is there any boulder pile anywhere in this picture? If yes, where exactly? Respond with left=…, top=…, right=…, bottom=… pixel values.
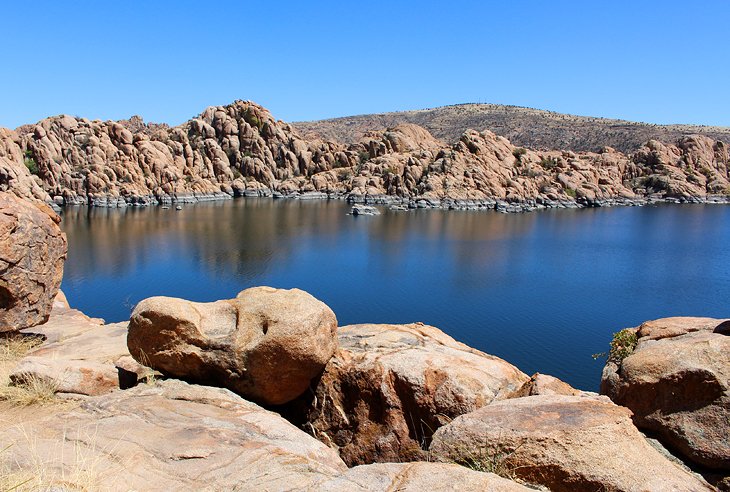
left=0, top=100, right=728, bottom=210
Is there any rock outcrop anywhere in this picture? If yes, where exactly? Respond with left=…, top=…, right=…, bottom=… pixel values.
left=510, top=372, right=586, bottom=397
left=0, top=192, right=66, bottom=332
left=430, top=394, right=713, bottom=492
left=11, top=302, right=138, bottom=396
left=4, top=282, right=726, bottom=491
left=0, top=380, right=348, bottom=491
left=601, top=317, right=730, bottom=472
left=0, top=100, right=727, bottom=210
left=287, top=323, right=529, bottom=466
left=127, top=286, right=338, bottom=405
left=0, top=128, right=50, bottom=202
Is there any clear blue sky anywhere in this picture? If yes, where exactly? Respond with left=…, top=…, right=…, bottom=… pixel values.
left=2, top=1, right=728, bottom=129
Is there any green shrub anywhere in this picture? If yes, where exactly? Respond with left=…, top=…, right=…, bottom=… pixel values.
left=564, top=187, right=577, bottom=198
left=512, top=147, right=527, bottom=161
left=609, top=328, right=638, bottom=362
left=243, top=110, right=263, bottom=130
left=540, top=156, right=559, bottom=170
left=23, top=151, right=38, bottom=175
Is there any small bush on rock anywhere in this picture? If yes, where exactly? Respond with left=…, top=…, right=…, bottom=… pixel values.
left=608, top=328, right=638, bottom=363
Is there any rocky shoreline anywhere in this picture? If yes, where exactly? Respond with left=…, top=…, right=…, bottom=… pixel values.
left=54, top=189, right=730, bottom=216
left=1, top=100, right=729, bottom=214
left=1, top=191, right=728, bottom=491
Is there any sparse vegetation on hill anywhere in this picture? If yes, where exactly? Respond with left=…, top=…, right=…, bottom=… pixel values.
left=294, top=103, right=730, bottom=153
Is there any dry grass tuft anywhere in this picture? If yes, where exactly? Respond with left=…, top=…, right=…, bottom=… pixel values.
left=0, top=335, right=43, bottom=365
left=0, top=334, right=58, bottom=406
left=0, top=425, right=111, bottom=491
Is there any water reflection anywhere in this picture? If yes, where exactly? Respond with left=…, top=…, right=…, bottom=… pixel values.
left=60, top=200, right=730, bottom=390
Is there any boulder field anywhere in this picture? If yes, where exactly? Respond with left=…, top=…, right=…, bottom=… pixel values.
left=0, top=100, right=728, bottom=211
left=3, top=288, right=725, bottom=490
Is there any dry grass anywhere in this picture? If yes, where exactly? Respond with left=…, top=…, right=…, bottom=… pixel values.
left=0, top=334, right=58, bottom=406
left=0, top=425, right=111, bottom=491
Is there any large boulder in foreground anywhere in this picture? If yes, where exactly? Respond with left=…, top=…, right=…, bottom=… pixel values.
left=0, top=380, right=348, bottom=491
left=289, top=323, right=529, bottom=466
left=127, top=286, right=338, bottom=405
left=601, top=316, right=730, bottom=471
left=430, top=394, right=713, bottom=492
left=0, top=192, right=67, bottom=332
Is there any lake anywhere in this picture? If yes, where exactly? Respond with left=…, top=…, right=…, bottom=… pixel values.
left=58, top=199, right=730, bottom=390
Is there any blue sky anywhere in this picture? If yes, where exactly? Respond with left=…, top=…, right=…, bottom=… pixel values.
left=1, top=1, right=728, bottom=128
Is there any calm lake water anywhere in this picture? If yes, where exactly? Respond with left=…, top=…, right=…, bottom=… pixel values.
left=59, top=199, right=730, bottom=390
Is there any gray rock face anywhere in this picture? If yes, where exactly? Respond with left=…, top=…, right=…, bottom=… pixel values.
left=127, top=286, right=339, bottom=405
left=351, top=204, right=381, bottom=216
left=0, top=193, right=67, bottom=332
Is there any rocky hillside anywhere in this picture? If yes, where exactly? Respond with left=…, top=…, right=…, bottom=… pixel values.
left=1, top=100, right=729, bottom=210
left=294, top=103, right=730, bottom=153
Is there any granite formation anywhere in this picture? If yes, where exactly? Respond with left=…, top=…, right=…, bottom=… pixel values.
left=0, top=100, right=727, bottom=211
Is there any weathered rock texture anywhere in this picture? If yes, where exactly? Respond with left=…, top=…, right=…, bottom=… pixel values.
left=1, top=100, right=728, bottom=209
left=313, top=462, right=532, bottom=491
left=287, top=323, right=529, bottom=466
left=510, top=372, right=586, bottom=398
left=127, top=286, right=338, bottom=405
left=0, top=192, right=66, bottom=332
left=12, top=302, right=137, bottom=396
left=0, top=380, right=348, bottom=491
left=0, top=128, right=50, bottom=202
left=601, top=317, right=730, bottom=471
left=430, top=394, right=713, bottom=492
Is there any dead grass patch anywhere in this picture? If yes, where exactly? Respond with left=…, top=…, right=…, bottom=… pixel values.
left=0, top=334, right=58, bottom=407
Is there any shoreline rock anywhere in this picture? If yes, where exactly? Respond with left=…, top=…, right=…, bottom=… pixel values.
left=284, top=322, right=530, bottom=466
left=0, top=100, right=727, bottom=213
left=601, top=317, right=730, bottom=473
left=430, top=394, right=714, bottom=491
left=127, top=286, right=338, bottom=406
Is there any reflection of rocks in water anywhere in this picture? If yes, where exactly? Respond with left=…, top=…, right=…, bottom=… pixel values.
left=61, top=200, right=354, bottom=281
left=62, top=200, right=546, bottom=289
left=364, top=208, right=539, bottom=283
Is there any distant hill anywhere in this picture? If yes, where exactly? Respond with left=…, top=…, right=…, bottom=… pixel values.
left=293, top=103, right=730, bottom=153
